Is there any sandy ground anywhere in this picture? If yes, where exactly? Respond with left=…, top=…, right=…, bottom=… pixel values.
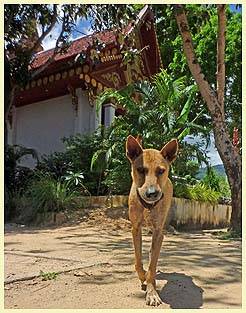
left=4, top=210, right=242, bottom=309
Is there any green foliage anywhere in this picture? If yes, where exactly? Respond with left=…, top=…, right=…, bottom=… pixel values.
left=94, top=70, right=210, bottom=194
left=25, top=174, right=79, bottom=215
left=187, top=183, right=220, bottom=203
left=4, top=190, right=24, bottom=221
left=4, top=144, right=38, bottom=221
left=212, top=229, right=241, bottom=240
left=90, top=150, right=107, bottom=173
left=174, top=182, right=220, bottom=203
left=173, top=141, right=207, bottom=179
left=4, top=4, right=135, bottom=87
left=154, top=4, right=242, bottom=145
left=202, top=166, right=221, bottom=192
left=202, top=166, right=231, bottom=198
left=97, top=70, right=208, bottom=143
left=37, top=132, right=106, bottom=195
left=5, top=144, right=38, bottom=194
left=40, top=270, right=59, bottom=281
left=174, top=164, right=231, bottom=202
left=36, top=151, right=73, bottom=180
left=63, top=171, right=89, bottom=195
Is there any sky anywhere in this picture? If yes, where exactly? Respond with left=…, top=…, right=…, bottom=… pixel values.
left=229, top=4, right=242, bottom=12
left=184, top=134, right=222, bottom=166
left=40, top=18, right=92, bottom=51
left=40, top=4, right=242, bottom=51
left=39, top=4, right=240, bottom=166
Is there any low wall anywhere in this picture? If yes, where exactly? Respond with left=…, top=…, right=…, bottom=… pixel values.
left=79, top=195, right=232, bottom=230
left=168, top=197, right=232, bottom=230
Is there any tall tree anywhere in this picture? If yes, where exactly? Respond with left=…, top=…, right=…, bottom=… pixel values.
left=173, top=4, right=241, bottom=232
left=154, top=4, right=241, bottom=141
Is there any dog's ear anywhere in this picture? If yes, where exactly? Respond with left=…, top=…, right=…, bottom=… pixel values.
left=126, top=135, right=143, bottom=162
left=161, top=139, right=178, bottom=163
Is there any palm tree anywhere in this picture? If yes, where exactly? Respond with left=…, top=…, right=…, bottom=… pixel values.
left=92, top=70, right=209, bottom=194
left=96, top=69, right=208, bottom=146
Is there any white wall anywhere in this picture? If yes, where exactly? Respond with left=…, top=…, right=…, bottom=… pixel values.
left=75, top=89, right=100, bottom=135
left=103, top=103, right=115, bottom=128
left=12, top=89, right=95, bottom=167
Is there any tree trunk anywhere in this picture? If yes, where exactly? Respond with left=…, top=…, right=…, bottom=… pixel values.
left=213, top=123, right=242, bottom=233
left=229, top=177, right=242, bottom=232
left=4, top=53, right=17, bottom=146
left=174, top=4, right=242, bottom=233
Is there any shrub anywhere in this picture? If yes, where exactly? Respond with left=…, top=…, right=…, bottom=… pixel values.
left=217, top=176, right=231, bottom=199
left=36, top=151, right=73, bottom=180
left=174, top=182, right=220, bottom=203
left=25, top=174, right=79, bottom=217
left=202, top=166, right=221, bottom=191
left=202, top=166, right=231, bottom=199
left=187, top=183, right=221, bottom=203
left=5, top=145, right=38, bottom=193
left=63, top=170, right=90, bottom=195
left=37, top=131, right=107, bottom=195
left=92, top=70, right=210, bottom=194
left=5, top=144, right=38, bottom=221
left=4, top=190, right=24, bottom=221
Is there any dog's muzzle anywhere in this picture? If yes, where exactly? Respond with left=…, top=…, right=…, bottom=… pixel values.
left=137, top=188, right=163, bottom=209
left=145, top=185, right=160, bottom=201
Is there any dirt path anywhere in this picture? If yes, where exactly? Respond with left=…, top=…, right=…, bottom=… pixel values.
left=4, top=215, right=241, bottom=309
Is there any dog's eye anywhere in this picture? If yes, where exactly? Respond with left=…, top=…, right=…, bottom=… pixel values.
left=137, top=167, right=146, bottom=174
left=157, top=168, right=165, bottom=176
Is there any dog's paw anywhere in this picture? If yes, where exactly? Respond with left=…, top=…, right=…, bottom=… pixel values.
left=146, top=289, right=163, bottom=306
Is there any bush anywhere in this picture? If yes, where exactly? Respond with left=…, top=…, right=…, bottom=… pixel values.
left=25, top=174, right=79, bottom=215
left=4, top=190, right=24, bottom=221
left=37, top=131, right=107, bottom=195
left=36, top=151, right=73, bottom=180
left=202, top=166, right=231, bottom=199
left=174, top=182, right=220, bottom=203
left=5, top=145, right=38, bottom=221
left=202, top=166, right=221, bottom=191
left=92, top=71, right=210, bottom=194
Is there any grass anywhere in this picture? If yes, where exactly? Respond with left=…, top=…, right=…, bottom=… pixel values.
left=212, top=230, right=242, bottom=240
left=40, top=270, right=59, bottom=281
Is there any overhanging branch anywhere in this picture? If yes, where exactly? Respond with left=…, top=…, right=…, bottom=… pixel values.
left=30, top=10, right=67, bottom=80
left=30, top=4, right=58, bottom=56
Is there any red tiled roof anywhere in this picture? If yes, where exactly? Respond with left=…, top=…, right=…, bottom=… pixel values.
left=31, top=6, right=150, bottom=70
left=31, top=30, right=117, bottom=69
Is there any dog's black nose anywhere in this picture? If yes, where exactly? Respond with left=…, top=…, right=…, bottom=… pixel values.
left=145, top=186, right=159, bottom=199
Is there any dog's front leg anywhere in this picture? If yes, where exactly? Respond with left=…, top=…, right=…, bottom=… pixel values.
left=131, top=223, right=146, bottom=287
left=129, top=204, right=146, bottom=287
left=145, top=227, right=163, bottom=306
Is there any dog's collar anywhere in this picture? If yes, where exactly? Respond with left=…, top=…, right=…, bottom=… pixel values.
left=136, top=189, right=163, bottom=210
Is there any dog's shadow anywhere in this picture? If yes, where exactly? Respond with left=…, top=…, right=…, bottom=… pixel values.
left=156, top=271, right=204, bottom=309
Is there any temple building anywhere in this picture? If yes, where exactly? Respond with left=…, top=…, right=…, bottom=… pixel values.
left=8, top=6, right=161, bottom=165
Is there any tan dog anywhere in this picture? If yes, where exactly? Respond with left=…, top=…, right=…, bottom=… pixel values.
left=126, top=135, right=178, bottom=306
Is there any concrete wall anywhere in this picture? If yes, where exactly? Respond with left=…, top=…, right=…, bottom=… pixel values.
left=11, top=89, right=97, bottom=167
left=103, top=103, right=116, bottom=127
left=75, top=89, right=99, bottom=135
left=78, top=195, right=232, bottom=230
left=15, top=94, right=74, bottom=156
